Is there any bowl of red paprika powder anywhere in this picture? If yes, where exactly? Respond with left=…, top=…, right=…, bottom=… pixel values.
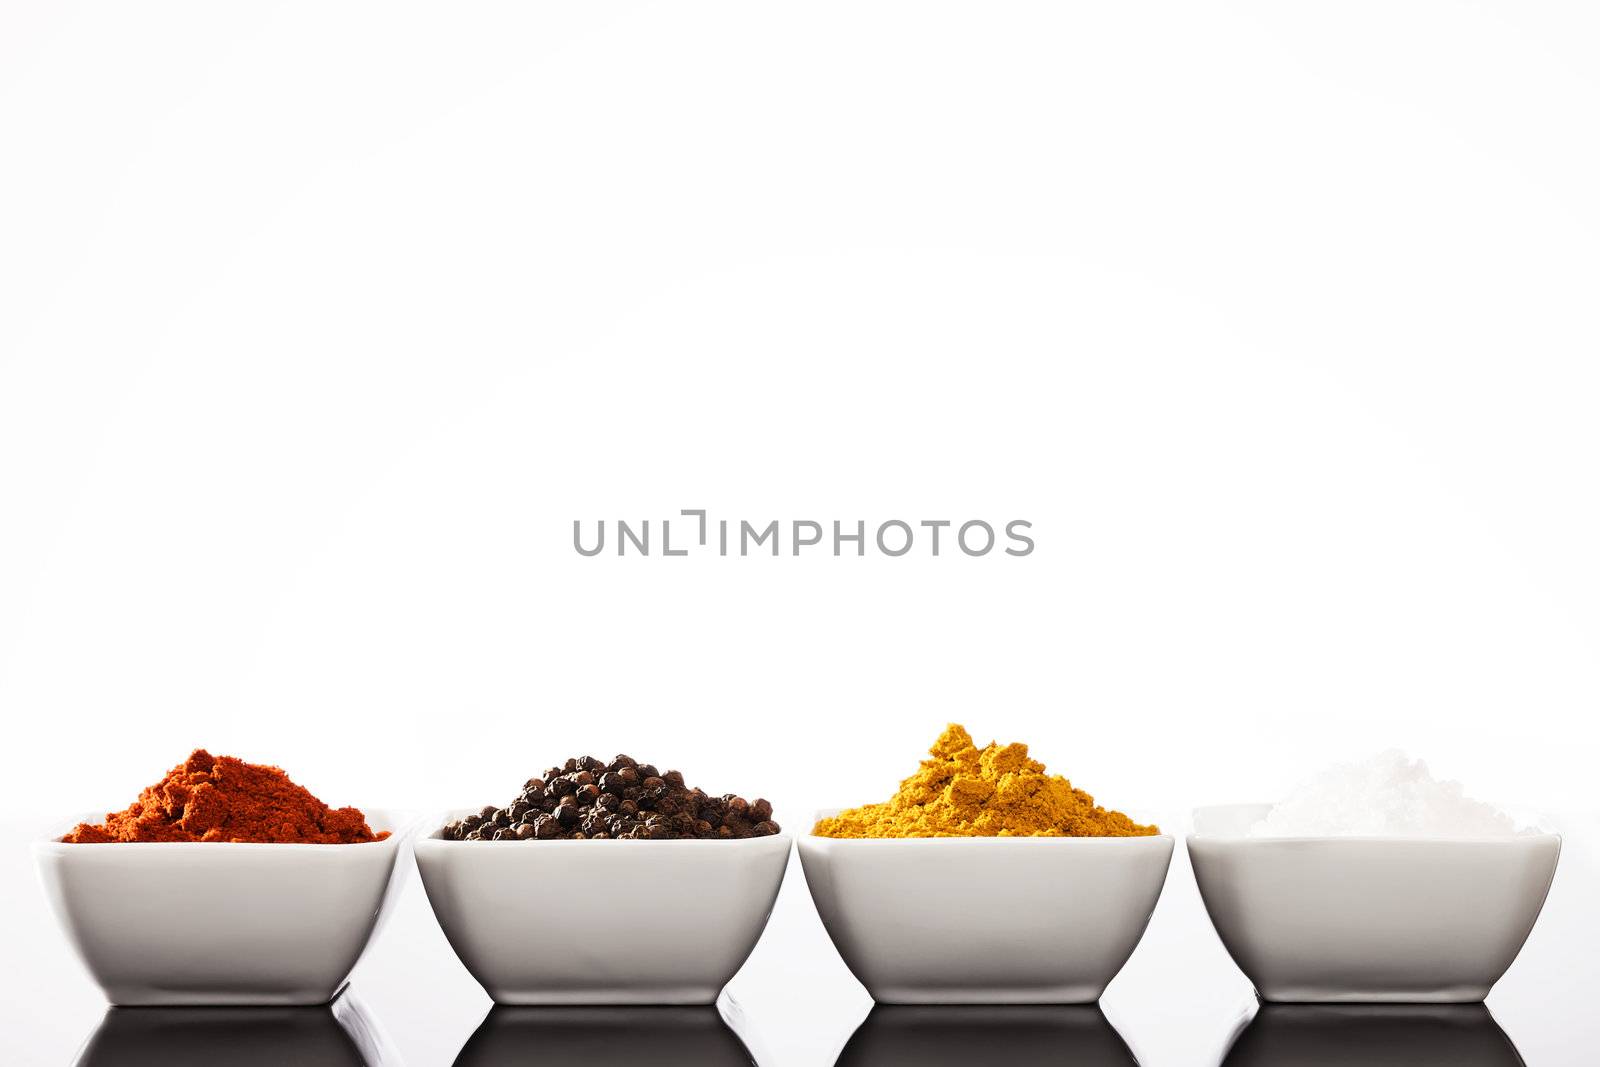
left=34, top=750, right=415, bottom=1006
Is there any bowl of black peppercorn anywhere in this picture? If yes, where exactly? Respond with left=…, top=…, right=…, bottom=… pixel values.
left=415, top=754, right=790, bottom=1005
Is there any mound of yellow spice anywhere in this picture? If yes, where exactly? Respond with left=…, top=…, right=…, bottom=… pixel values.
left=812, top=724, right=1159, bottom=838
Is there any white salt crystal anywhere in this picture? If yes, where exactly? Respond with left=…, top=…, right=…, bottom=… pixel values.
left=1249, top=749, right=1520, bottom=838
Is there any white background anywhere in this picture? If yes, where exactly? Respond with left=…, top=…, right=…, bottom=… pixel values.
left=4, top=0, right=1597, bottom=827
left=2, top=2, right=1599, bottom=1062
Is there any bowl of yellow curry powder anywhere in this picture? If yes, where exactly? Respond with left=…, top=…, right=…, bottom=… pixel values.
left=798, top=725, right=1172, bottom=1004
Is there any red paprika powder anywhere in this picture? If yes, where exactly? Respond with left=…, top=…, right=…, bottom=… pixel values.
left=65, top=749, right=388, bottom=844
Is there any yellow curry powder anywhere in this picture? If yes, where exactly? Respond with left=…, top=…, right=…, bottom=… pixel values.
left=812, top=724, right=1159, bottom=838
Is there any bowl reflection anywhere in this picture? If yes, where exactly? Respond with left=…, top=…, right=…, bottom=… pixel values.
left=453, top=1006, right=757, bottom=1066
left=1221, top=1004, right=1525, bottom=1067
left=74, top=993, right=387, bottom=1066
left=834, top=1005, right=1139, bottom=1066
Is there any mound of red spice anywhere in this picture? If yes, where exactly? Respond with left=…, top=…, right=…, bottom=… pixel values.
left=65, top=749, right=388, bottom=844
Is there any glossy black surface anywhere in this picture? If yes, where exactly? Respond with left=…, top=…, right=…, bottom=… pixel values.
left=835, top=1005, right=1139, bottom=1066
left=1221, top=1004, right=1526, bottom=1067
left=60, top=999, right=1545, bottom=1067
left=452, top=1007, right=756, bottom=1066
left=74, top=1005, right=372, bottom=1067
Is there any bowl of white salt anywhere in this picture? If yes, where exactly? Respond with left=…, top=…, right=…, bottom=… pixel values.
left=1189, top=751, right=1560, bottom=1004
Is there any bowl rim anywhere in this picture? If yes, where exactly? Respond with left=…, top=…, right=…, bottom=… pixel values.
left=802, top=831, right=1174, bottom=844
left=1188, top=803, right=1561, bottom=845
left=416, top=806, right=794, bottom=847
left=804, top=808, right=1172, bottom=844
left=1187, top=832, right=1562, bottom=845
left=33, top=807, right=419, bottom=853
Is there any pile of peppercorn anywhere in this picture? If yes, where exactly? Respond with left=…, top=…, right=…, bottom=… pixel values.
left=442, top=754, right=780, bottom=841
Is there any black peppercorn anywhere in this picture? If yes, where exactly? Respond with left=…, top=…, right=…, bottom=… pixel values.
left=442, top=753, right=780, bottom=841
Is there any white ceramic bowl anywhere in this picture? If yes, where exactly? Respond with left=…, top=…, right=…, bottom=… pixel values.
left=35, top=809, right=413, bottom=1007
left=797, top=817, right=1174, bottom=1004
left=1189, top=804, right=1562, bottom=1003
left=414, top=810, right=791, bottom=1005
